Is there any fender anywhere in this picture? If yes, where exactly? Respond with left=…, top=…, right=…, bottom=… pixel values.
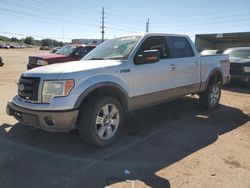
left=201, top=67, right=223, bottom=91
left=74, top=81, right=131, bottom=111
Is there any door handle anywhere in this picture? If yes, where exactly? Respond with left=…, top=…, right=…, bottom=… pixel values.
left=194, top=62, right=199, bottom=67
left=170, top=64, right=176, bottom=70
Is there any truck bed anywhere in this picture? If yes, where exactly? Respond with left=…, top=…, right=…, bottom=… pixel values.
left=200, top=54, right=230, bottom=85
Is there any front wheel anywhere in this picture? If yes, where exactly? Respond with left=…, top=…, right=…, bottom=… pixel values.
left=77, top=96, right=124, bottom=147
left=199, top=82, right=221, bottom=109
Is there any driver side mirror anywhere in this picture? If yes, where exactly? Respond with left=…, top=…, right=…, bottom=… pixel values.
left=134, top=50, right=160, bottom=65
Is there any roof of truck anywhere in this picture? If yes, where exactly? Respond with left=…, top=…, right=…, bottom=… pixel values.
left=116, top=33, right=190, bottom=39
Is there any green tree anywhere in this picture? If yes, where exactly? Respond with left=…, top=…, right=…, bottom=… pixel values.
left=24, top=36, right=34, bottom=45
left=11, top=37, right=18, bottom=42
left=41, top=38, right=53, bottom=46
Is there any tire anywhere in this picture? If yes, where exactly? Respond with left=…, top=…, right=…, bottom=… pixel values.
left=77, top=96, right=124, bottom=147
left=199, top=81, right=221, bottom=109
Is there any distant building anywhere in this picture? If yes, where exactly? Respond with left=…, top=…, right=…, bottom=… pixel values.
left=195, top=32, right=250, bottom=52
left=72, top=39, right=103, bottom=45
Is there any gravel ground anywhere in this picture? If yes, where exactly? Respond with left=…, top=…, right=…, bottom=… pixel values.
left=0, top=48, right=249, bottom=188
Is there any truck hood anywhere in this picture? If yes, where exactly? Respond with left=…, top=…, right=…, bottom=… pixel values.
left=30, top=54, right=67, bottom=60
left=229, top=57, right=250, bottom=64
left=24, top=60, right=123, bottom=75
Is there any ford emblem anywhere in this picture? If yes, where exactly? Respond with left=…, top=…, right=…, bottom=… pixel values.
left=19, top=84, right=25, bottom=91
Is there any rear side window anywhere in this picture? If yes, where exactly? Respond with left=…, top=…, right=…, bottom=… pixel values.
left=166, top=37, right=194, bottom=58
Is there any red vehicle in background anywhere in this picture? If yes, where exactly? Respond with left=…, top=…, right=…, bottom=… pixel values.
left=27, top=44, right=96, bottom=69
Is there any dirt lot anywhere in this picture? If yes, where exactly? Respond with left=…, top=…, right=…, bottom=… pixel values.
left=0, top=48, right=249, bottom=188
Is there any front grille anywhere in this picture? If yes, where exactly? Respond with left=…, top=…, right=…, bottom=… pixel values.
left=230, top=63, right=243, bottom=75
left=18, top=77, right=40, bottom=101
left=29, top=57, right=38, bottom=65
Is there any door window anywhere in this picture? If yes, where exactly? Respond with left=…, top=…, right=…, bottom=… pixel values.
left=166, top=37, right=194, bottom=58
left=136, top=36, right=169, bottom=60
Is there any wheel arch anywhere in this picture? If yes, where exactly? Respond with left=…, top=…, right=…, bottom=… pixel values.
left=74, top=82, right=131, bottom=113
left=204, top=68, right=223, bottom=90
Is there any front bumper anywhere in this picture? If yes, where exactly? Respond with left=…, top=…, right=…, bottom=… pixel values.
left=6, top=102, right=79, bottom=132
left=231, top=74, right=250, bottom=83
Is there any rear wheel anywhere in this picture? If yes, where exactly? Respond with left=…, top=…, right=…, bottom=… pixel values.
left=199, top=81, right=221, bottom=109
left=77, top=96, right=124, bottom=147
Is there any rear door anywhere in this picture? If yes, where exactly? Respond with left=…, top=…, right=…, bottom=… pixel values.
left=165, top=36, right=200, bottom=93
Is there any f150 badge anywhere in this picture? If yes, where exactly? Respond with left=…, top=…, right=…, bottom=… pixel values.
left=120, top=69, right=130, bottom=73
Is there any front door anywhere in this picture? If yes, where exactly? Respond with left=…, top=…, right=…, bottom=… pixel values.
left=131, top=36, right=178, bottom=107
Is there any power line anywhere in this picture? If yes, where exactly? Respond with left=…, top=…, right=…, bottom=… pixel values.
left=16, top=0, right=146, bottom=27
left=10, top=1, right=145, bottom=30
left=73, top=0, right=147, bottom=22
left=152, top=12, right=250, bottom=27
left=2, top=0, right=250, bottom=40
left=151, top=17, right=250, bottom=30
left=0, top=7, right=99, bottom=28
left=0, top=2, right=143, bottom=35
left=152, top=6, right=250, bottom=24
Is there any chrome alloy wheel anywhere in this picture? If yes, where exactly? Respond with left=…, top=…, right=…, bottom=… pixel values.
left=209, top=85, right=220, bottom=106
left=95, top=104, right=120, bottom=140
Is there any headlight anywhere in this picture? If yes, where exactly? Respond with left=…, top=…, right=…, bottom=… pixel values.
left=37, top=59, right=48, bottom=65
left=243, top=67, right=250, bottom=72
left=42, top=80, right=74, bottom=103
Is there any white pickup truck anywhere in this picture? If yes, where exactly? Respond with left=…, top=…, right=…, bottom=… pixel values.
left=7, top=33, right=230, bottom=146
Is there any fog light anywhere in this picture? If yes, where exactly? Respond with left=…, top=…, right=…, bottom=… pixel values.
left=44, top=116, right=55, bottom=126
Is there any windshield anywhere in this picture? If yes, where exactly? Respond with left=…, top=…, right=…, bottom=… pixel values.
left=224, top=49, right=250, bottom=59
left=83, top=36, right=142, bottom=60
left=56, top=45, right=76, bottom=56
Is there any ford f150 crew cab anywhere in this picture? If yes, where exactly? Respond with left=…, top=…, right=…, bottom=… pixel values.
left=7, top=33, right=230, bottom=147
left=27, top=44, right=96, bottom=69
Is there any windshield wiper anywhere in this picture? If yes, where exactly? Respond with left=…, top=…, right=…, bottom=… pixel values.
left=106, top=57, right=124, bottom=60
left=88, top=57, right=107, bottom=60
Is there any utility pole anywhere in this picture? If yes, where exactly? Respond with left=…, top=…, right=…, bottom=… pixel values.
left=146, top=18, right=149, bottom=33
left=62, top=28, right=64, bottom=43
left=101, top=7, right=105, bottom=42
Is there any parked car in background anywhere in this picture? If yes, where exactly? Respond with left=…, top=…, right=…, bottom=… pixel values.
left=201, top=49, right=222, bottom=55
left=51, top=47, right=61, bottom=53
left=0, top=56, right=4, bottom=66
left=0, top=44, right=10, bottom=49
left=27, top=44, right=96, bottom=69
left=39, top=46, right=51, bottom=50
left=223, top=47, right=250, bottom=86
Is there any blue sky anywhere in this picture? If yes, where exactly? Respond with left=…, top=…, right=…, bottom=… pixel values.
left=0, top=0, right=250, bottom=42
